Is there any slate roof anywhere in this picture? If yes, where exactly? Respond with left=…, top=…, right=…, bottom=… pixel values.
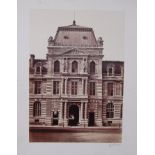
left=54, top=20, right=98, bottom=47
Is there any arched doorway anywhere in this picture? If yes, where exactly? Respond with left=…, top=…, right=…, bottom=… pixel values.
left=68, top=105, right=79, bottom=126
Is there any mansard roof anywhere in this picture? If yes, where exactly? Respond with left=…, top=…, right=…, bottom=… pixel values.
left=54, top=20, right=98, bottom=47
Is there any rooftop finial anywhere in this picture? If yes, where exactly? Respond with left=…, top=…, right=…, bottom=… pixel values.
left=73, top=10, right=76, bottom=25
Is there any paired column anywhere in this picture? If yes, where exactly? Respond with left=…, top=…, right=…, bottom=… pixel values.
left=85, top=79, right=88, bottom=95
left=64, top=102, right=67, bottom=119
left=84, top=102, right=88, bottom=120
left=65, top=78, right=68, bottom=95
left=84, top=102, right=88, bottom=127
left=81, top=102, right=84, bottom=120
left=58, top=101, right=63, bottom=125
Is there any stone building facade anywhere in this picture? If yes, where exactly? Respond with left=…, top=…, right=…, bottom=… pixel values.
left=29, top=21, right=124, bottom=127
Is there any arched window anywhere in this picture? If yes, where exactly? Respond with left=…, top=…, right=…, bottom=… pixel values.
left=36, top=66, right=41, bottom=74
left=72, top=61, right=78, bottom=73
left=54, top=60, right=60, bottom=73
left=90, top=61, right=95, bottom=74
left=33, top=101, right=41, bottom=117
left=106, top=102, right=114, bottom=118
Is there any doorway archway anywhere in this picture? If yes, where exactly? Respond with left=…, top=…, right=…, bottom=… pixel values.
left=68, top=105, right=79, bottom=126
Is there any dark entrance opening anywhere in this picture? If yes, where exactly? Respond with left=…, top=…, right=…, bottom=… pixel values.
left=52, top=111, right=58, bottom=125
left=88, top=112, right=95, bottom=126
left=68, top=105, right=79, bottom=126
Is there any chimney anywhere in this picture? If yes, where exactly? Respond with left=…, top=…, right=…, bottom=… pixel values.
left=30, top=54, right=35, bottom=68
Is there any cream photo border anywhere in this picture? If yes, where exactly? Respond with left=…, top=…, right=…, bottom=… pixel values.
left=17, top=0, right=136, bottom=155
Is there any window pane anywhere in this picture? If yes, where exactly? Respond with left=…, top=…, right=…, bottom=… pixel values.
left=106, top=102, right=114, bottom=118
left=53, top=81, right=59, bottom=94
left=71, top=81, right=78, bottom=95
left=33, top=101, right=41, bottom=116
left=116, top=83, right=121, bottom=95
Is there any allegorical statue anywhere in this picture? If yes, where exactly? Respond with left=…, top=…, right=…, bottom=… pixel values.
left=63, top=58, right=68, bottom=72
left=48, top=36, right=54, bottom=45
left=83, top=59, right=87, bottom=72
left=98, top=37, right=104, bottom=46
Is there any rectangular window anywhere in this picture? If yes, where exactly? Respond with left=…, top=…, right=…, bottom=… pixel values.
left=71, top=81, right=77, bottom=95
left=63, top=79, right=65, bottom=94
left=116, top=83, right=121, bottom=96
left=53, top=81, right=59, bottom=94
left=90, top=82, right=95, bottom=95
left=108, top=83, right=113, bottom=96
left=34, top=81, right=41, bottom=94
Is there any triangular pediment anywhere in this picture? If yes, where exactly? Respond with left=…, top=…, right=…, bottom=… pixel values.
left=62, top=48, right=86, bottom=56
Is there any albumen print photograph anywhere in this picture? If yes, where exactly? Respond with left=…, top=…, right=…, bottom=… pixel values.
left=29, top=10, right=124, bottom=143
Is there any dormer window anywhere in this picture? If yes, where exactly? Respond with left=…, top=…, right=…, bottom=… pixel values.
left=83, top=36, right=88, bottom=40
left=64, top=36, right=69, bottom=39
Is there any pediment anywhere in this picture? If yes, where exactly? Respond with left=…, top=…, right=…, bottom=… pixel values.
left=62, top=48, right=86, bottom=56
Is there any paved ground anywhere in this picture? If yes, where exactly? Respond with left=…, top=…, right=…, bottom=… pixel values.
left=29, top=127, right=122, bottom=143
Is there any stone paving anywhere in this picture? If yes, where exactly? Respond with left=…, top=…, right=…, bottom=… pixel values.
left=29, top=127, right=122, bottom=143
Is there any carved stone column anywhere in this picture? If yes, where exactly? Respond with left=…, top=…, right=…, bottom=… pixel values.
left=60, top=78, right=63, bottom=95
left=81, top=79, right=83, bottom=95
left=84, top=102, right=88, bottom=127
left=58, top=101, right=63, bottom=126
left=65, top=78, right=67, bottom=95
left=64, top=102, right=68, bottom=127
left=85, top=79, right=88, bottom=95
left=81, top=102, right=83, bottom=119
left=47, top=59, right=52, bottom=76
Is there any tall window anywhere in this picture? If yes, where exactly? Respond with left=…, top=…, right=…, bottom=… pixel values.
left=71, top=81, right=77, bottom=95
left=90, top=82, right=95, bottom=95
left=108, top=67, right=113, bottom=76
left=72, top=61, right=78, bottom=73
left=33, top=101, right=41, bottom=116
left=63, top=79, right=65, bottom=94
left=116, top=83, right=121, bottom=96
left=34, top=81, right=41, bottom=94
left=106, top=102, right=114, bottom=118
left=54, top=60, right=60, bottom=73
left=53, top=81, right=59, bottom=94
left=107, top=83, right=113, bottom=96
left=90, top=61, right=95, bottom=74
left=36, top=66, right=41, bottom=74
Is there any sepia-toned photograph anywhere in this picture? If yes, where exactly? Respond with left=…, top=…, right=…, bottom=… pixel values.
left=29, top=10, right=124, bottom=143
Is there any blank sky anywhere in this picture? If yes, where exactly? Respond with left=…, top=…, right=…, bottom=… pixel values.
left=30, top=10, right=125, bottom=61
